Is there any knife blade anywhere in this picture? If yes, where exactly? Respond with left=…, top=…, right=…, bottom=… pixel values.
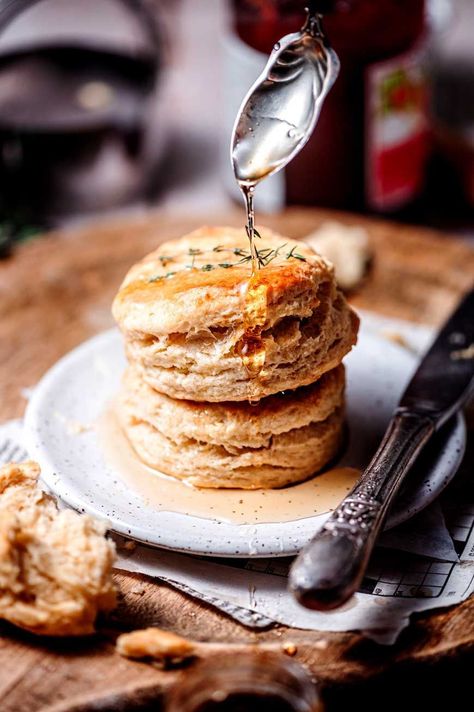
left=289, top=288, right=474, bottom=611
left=399, top=288, right=474, bottom=422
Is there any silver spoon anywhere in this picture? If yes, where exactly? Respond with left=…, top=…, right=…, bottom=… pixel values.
left=231, top=3, right=339, bottom=189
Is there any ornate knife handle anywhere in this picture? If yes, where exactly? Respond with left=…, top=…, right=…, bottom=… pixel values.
left=289, top=410, right=435, bottom=610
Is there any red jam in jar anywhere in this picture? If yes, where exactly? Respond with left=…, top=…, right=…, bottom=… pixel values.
left=231, top=0, right=428, bottom=213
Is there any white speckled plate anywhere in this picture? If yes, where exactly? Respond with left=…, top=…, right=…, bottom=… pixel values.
left=24, top=324, right=465, bottom=557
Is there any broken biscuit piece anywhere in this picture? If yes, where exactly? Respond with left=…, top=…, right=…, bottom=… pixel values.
left=0, top=461, right=116, bottom=636
left=117, top=627, right=195, bottom=661
left=305, top=221, right=372, bottom=291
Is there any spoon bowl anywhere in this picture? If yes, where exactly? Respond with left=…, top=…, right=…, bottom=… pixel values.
left=231, top=16, right=340, bottom=186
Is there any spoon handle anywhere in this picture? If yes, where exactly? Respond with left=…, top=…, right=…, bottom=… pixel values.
left=289, top=410, right=435, bottom=610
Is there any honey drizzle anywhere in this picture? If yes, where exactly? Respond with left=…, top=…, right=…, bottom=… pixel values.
left=238, top=277, right=267, bottom=380
left=237, top=183, right=268, bottom=391
left=242, top=183, right=259, bottom=276
left=98, top=406, right=361, bottom=525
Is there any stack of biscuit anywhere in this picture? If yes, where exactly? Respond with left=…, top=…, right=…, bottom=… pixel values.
left=112, top=226, right=359, bottom=489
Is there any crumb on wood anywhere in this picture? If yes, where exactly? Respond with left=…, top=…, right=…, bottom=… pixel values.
left=282, top=642, right=297, bottom=656
left=116, top=627, right=195, bottom=661
left=130, top=583, right=147, bottom=596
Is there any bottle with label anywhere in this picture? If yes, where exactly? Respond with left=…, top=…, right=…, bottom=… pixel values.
left=226, top=0, right=428, bottom=214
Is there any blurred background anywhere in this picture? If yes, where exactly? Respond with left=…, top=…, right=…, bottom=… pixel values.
left=0, top=0, right=473, bottom=253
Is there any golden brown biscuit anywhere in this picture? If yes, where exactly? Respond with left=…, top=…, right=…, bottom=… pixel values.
left=119, top=364, right=344, bottom=449
left=117, top=367, right=345, bottom=489
left=113, top=226, right=358, bottom=402
left=0, top=461, right=116, bottom=636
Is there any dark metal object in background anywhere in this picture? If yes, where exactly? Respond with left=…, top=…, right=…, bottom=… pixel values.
left=290, top=288, right=474, bottom=610
left=0, top=0, right=165, bottom=233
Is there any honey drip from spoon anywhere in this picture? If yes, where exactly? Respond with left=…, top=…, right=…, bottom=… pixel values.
left=231, top=6, right=339, bottom=389
left=236, top=183, right=268, bottom=387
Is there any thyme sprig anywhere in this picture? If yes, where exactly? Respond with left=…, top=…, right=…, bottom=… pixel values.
left=149, top=271, right=176, bottom=282
left=245, top=226, right=263, bottom=241
left=286, top=245, right=307, bottom=261
left=158, top=255, right=174, bottom=268
left=147, top=243, right=306, bottom=282
left=187, top=247, right=201, bottom=269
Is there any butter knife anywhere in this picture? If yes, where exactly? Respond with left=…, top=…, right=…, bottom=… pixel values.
left=289, top=288, right=474, bottom=610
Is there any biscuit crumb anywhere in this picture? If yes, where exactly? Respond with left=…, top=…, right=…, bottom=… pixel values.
left=0, top=461, right=116, bottom=636
left=54, top=410, right=91, bottom=435
left=116, top=627, right=195, bottom=661
left=130, top=583, right=147, bottom=596
left=68, top=421, right=92, bottom=435
left=282, top=642, right=297, bottom=656
left=305, top=221, right=372, bottom=291
left=121, top=539, right=137, bottom=552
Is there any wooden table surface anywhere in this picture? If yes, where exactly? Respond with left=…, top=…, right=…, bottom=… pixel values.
left=1, top=207, right=474, bottom=712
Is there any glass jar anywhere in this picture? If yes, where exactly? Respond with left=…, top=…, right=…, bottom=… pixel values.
left=226, top=0, right=429, bottom=214
left=165, top=652, right=323, bottom=712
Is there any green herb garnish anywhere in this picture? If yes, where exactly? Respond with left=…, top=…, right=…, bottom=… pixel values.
left=158, top=255, right=174, bottom=267
left=286, top=246, right=307, bottom=262
left=147, top=241, right=306, bottom=283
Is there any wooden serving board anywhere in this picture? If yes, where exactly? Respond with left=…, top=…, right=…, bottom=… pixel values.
left=0, top=207, right=473, bottom=712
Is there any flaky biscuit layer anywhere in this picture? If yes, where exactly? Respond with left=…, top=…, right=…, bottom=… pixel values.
left=113, top=226, right=330, bottom=336
left=117, top=368, right=345, bottom=489
left=113, top=226, right=358, bottom=401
